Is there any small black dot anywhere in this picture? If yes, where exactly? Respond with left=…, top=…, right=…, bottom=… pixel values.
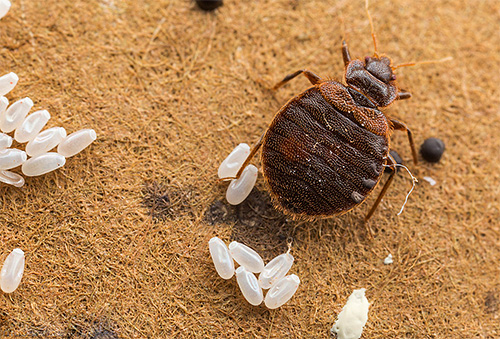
left=195, top=0, right=223, bottom=11
left=420, top=137, right=445, bottom=163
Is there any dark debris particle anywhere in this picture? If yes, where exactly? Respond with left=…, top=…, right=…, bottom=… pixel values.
left=485, top=290, right=499, bottom=314
left=420, top=137, right=445, bottom=163
left=142, top=181, right=199, bottom=221
left=91, top=329, right=120, bottom=339
left=205, top=199, right=232, bottom=225
left=86, top=319, right=121, bottom=339
left=204, top=187, right=296, bottom=261
left=195, top=0, right=223, bottom=11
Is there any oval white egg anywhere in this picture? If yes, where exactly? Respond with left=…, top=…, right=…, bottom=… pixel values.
left=228, top=241, right=264, bottom=273
left=209, top=237, right=235, bottom=280
left=264, top=274, right=300, bottom=309
left=226, top=164, right=258, bottom=205
left=0, top=248, right=25, bottom=293
left=218, top=143, right=250, bottom=179
left=235, top=266, right=263, bottom=306
left=259, top=252, right=294, bottom=289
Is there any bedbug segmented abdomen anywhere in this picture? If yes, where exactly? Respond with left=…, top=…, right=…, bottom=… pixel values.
left=261, top=84, right=389, bottom=219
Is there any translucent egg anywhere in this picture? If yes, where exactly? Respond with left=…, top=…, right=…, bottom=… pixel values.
left=208, top=237, right=234, bottom=280
left=57, top=129, right=96, bottom=158
left=0, top=96, right=8, bottom=115
left=0, top=97, right=33, bottom=133
left=225, top=164, right=258, bottom=205
left=0, top=148, right=27, bottom=170
left=25, top=127, right=67, bottom=157
left=235, top=266, right=263, bottom=306
left=21, top=152, right=66, bottom=176
left=264, top=274, right=300, bottom=309
left=0, top=72, right=17, bottom=95
left=14, top=110, right=51, bottom=143
left=228, top=241, right=264, bottom=273
left=218, top=143, right=250, bottom=179
left=0, top=132, right=12, bottom=149
left=0, top=248, right=25, bottom=293
left=259, top=252, right=294, bottom=289
left=0, top=170, right=24, bottom=187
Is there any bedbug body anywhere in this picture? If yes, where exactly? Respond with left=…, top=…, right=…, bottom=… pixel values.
left=261, top=78, right=389, bottom=219
left=228, top=41, right=418, bottom=221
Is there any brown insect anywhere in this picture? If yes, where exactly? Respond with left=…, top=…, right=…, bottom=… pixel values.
left=225, top=7, right=423, bottom=221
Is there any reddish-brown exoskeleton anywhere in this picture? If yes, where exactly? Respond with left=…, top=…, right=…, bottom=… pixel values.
left=224, top=9, right=421, bottom=221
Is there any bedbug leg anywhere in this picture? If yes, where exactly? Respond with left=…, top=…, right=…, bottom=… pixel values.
left=342, top=40, right=351, bottom=66
left=272, top=69, right=323, bottom=90
left=397, top=91, right=412, bottom=100
left=364, top=155, right=397, bottom=221
left=390, top=119, right=418, bottom=165
left=219, top=132, right=265, bottom=181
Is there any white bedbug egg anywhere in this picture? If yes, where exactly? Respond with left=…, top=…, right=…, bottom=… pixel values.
left=0, top=248, right=25, bottom=294
left=0, top=97, right=33, bottom=133
left=264, top=274, right=300, bottom=309
left=331, top=288, right=370, bottom=339
left=0, top=96, right=8, bottom=114
left=225, top=164, right=258, bottom=205
left=228, top=241, right=264, bottom=273
left=0, top=72, right=17, bottom=95
left=0, top=170, right=24, bottom=187
left=0, top=132, right=12, bottom=149
left=57, top=129, right=96, bottom=158
left=0, top=148, right=27, bottom=170
left=0, top=0, right=11, bottom=20
left=235, top=266, right=263, bottom=306
left=21, top=152, right=66, bottom=176
left=218, top=143, right=250, bottom=179
left=258, top=252, right=294, bottom=289
left=208, top=237, right=234, bottom=280
left=14, top=110, right=51, bottom=143
left=25, top=127, right=67, bottom=157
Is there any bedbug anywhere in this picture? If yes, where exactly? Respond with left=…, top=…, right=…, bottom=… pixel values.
left=222, top=6, right=424, bottom=221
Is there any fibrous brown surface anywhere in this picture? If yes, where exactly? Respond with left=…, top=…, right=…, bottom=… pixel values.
left=0, top=0, right=499, bottom=338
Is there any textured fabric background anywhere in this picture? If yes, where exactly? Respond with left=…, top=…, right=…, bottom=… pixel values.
left=0, top=0, right=498, bottom=337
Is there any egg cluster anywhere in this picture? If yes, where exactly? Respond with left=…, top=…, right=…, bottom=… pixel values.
left=218, top=143, right=258, bottom=205
left=0, top=73, right=96, bottom=187
left=209, top=237, right=300, bottom=309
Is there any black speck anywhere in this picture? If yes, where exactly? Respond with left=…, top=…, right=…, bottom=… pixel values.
left=420, top=137, right=445, bottom=163
left=195, top=0, right=223, bottom=11
left=142, top=181, right=199, bottom=221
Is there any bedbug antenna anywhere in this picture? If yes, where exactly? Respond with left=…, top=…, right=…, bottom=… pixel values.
left=365, top=0, right=379, bottom=57
left=392, top=56, right=453, bottom=70
left=339, top=11, right=347, bottom=43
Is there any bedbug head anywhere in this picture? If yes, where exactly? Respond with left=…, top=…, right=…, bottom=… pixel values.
left=365, top=56, right=396, bottom=82
left=345, top=56, right=398, bottom=108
